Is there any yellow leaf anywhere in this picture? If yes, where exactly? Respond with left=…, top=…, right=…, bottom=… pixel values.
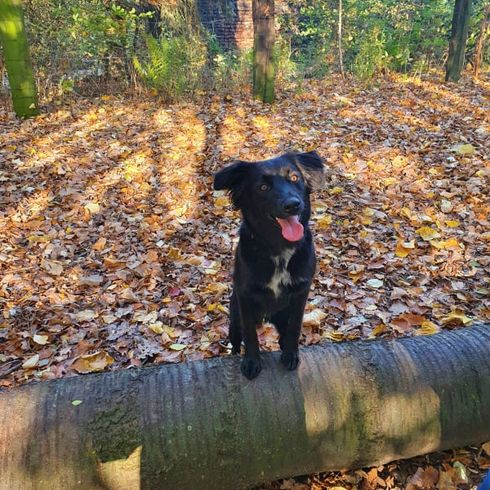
left=395, top=239, right=416, bottom=258
left=33, top=334, right=49, bottom=345
left=322, top=330, right=345, bottom=342
left=329, top=186, right=343, bottom=195
left=72, top=351, right=114, bottom=373
left=415, top=226, right=441, bottom=241
left=84, top=202, right=100, bottom=214
left=71, top=400, right=83, bottom=406
left=431, top=238, right=462, bottom=250
left=22, top=354, right=39, bottom=369
left=214, top=196, right=229, bottom=207
left=415, top=320, right=440, bottom=336
left=148, top=322, right=164, bottom=334
left=28, top=234, right=50, bottom=244
left=169, top=343, right=187, bottom=351
left=441, top=310, right=472, bottom=326
left=400, top=207, right=412, bottom=219
left=370, top=323, right=388, bottom=338
left=316, top=214, right=332, bottom=227
left=451, top=143, right=476, bottom=155
left=383, top=177, right=398, bottom=186
left=444, top=220, right=460, bottom=228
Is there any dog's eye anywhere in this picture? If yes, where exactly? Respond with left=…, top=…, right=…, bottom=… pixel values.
left=259, top=184, right=270, bottom=191
left=290, top=174, right=299, bottom=183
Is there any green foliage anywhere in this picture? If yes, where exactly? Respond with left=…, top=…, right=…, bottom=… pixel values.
left=352, top=25, right=390, bottom=80
left=280, top=0, right=462, bottom=80
left=133, top=34, right=207, bottom=98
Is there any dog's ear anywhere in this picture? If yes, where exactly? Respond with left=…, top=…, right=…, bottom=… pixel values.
left=213, top=161, right=250, bottom=207
left=294, top=151, right=325, bottom=191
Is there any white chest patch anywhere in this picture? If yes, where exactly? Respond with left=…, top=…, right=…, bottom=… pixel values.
left=267, top=249, right=294, bottom=298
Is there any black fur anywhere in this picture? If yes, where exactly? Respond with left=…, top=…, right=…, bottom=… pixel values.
left=214, top=151, right=325, bottom=379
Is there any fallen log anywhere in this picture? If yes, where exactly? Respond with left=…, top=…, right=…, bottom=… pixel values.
left=1, top=324, right=489, bottom=489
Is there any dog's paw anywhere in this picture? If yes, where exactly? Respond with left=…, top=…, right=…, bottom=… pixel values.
left=241, top=357, right=262, bottom=380
left=281, top=351, right=300, bottom=371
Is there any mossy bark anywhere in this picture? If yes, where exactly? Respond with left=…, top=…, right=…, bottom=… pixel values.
left=252, top=0, right=275, bottom=103
left=0, top=0, right=39, bottom=117
left=0, top=325, right=489, bottom=489
left=446, top=0, right=473, bottom=82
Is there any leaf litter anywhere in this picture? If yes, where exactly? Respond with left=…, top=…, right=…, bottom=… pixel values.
left=1, top=73, right=489, bottom=488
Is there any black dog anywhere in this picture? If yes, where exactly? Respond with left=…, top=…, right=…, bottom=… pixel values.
left=213, top=151, right=325, bottom=379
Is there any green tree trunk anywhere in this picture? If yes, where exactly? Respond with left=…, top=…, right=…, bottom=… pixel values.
left=1, top=325, right=489, bottom=489
left=0, top=0, right=39, bottom=117
left=446, top=0, right=473, bottom=82
left=252, top=0, right=275, bottom=103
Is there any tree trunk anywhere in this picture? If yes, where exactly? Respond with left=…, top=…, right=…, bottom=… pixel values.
left=0, top=0, right=39, bottom=117
left=1, top=325, right=489, bottom=489
left=473, top=3, right=490, bottom=77
left=338, top=0, right=345, bottom=78
left=252, top=0, right=275, bottom=103
left=446, top=0, right=473, bottom=82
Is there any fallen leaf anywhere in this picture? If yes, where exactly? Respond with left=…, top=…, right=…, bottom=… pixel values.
left=169, top=343, right=187, bottom=351
left=73, top=310, right=98, bottom=322
left=451, top=143, right=476, bottom=155
left=482, top=441, right=490, bottom=456
left=444, top=220, right=460, bottom=228
left=366, top=278, right=384, bottom=289
left=72, top=351, right=114, bottom=373
left=79, top=274, right=104, bottom=286
left=71, top=400, right=83, bottom=406
left=415, top=320, right=440, bottom=336
left=33, top=334, right=49, bottom=345
left=303, top=309, right=327, bottom=326
left=84, top=202, right=100, bottom=214
left=42, top=259, right=64, bottom=276
left=416, top=226, right=441, bottom=241
left=92, top=237, right=107, bottom=251
left=441, top=310, right=472, bottom=326
left=316, top=214, right=333, bottom=227
left=395, top=239, right=416, bottom=258
left=148, top=322, right=165, bottom=334
left=22, top=354, right=39, bottom=369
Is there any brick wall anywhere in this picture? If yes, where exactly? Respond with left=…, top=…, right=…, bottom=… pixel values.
left=197, top=0, right=253, bottom=51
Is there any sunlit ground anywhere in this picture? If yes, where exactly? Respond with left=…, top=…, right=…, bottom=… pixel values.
left=0, top=73, right=489, bottom=388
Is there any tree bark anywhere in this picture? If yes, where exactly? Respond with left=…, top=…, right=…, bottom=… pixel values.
left=252, top=0, right=275, bottom=103
left=1, top=325, right=489, bottom=489
left=446, top=0, right=473, bottom=82
left=0, top=0, right=39, bottom=117
left=473, top=3, right=490, bottom=77
left=338, top=0, right=345, bottom=78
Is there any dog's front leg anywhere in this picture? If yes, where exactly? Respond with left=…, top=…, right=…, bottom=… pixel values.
left=279, top=291, right=309, bottom=370
left=236, top=294, right=262, bottom=380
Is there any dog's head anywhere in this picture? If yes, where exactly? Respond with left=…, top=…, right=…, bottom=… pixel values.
left=213, top=151, right=325, bottom=242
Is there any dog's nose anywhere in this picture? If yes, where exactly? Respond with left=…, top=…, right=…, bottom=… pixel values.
left=282, top=197, right=301, bottom=215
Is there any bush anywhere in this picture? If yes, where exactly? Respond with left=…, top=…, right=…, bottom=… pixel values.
left=133, top=34, right=207, bottom=98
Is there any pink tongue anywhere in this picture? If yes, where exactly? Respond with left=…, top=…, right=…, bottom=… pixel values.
left=276, top=216, right=304, bottom=242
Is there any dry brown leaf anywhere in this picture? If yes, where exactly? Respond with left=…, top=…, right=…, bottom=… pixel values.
left=72, top=351, right=114, bottom=373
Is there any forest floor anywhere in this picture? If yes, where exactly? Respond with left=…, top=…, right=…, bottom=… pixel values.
left=1, top=73, right=489, bottom=488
